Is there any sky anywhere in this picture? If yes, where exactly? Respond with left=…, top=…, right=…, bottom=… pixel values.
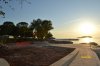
left=0, top=0, right=100, bottom=38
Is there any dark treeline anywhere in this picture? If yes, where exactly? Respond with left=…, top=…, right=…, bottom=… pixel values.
left=0, top=19, right=53, bottom=41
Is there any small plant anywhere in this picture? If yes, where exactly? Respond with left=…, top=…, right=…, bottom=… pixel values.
left=89, top=42, right=98, bottom=46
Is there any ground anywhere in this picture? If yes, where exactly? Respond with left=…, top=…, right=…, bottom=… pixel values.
left=92, top=47, right=100, bottom=59
left=0, top=45, right=74, bottom=66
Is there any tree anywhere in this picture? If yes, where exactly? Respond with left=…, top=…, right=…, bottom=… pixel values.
left=30, top=19, right=53, bottom=40
left=3, top=21, right=14, bottom=26
left=45, top=32, right=53, bottom=39
left=0, top=25, right=3, bottom=35
left=0, top=21, right=15, bottom=35
left=16, top=22, right=30, bottom=38
left=30, top=19, right=44, bottom=40
left=25, top=28, right=33, bottom=37
left=16, top=22, right=28, bottom=28
left=30, top=19, right=39, bottom=39
left=0, top=21, right=16, bottom=44
left=42, top=20, right=53, bottom=39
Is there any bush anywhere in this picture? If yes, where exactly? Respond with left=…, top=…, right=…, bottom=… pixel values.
left=89, top=42, right=98, bottom=46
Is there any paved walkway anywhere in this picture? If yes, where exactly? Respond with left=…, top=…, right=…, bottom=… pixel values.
left=50, top=44, right=100, bottom=66
left=1, top=44, right=100, bottom=66
left=69, top=45, right=100, bottom=66
left=0, top=58, right=10, bottom=66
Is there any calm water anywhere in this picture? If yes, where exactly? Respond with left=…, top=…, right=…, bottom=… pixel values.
left=73, top=38, right=100, bottom=45
left=56, top=38, right=100, bottom=45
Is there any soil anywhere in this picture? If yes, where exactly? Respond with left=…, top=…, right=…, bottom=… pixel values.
left=0, top=45, right=75, bottom=66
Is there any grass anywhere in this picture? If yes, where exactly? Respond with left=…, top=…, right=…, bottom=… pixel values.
left=0, top=45, right=75, bottom=66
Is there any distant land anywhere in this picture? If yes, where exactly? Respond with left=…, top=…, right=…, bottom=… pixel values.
left=54, top=38, right=79, bottom=41
left=77, top=36, right=92, bottom=38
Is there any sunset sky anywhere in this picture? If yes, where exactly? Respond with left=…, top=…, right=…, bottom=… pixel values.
left=0, top=0, right=100, bottom=38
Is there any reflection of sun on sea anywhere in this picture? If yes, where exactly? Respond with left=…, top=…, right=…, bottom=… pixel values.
left=82, top=37, right=93, bottom=43
left=79, top=37, right=95, bottom=45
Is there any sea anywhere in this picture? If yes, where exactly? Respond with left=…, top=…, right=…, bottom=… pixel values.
left=57, top=38, right=100, bottom=45
left=73, top=38, right=100, bottom=45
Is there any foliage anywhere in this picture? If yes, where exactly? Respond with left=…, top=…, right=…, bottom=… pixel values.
left=0, top=11, right=5, bottom=18
left=0, top=21, right=15, bottom=35
left=0, top=19, right=54, bottom=43
left=30, top=19, right=53, bottom=40
left=89, top=42, right=98, bottom=46
left=16, top=22, right=28, bottom=37
left=45, top=32, right=53, bottom=39
left=16, top=22, right=28, bottom=28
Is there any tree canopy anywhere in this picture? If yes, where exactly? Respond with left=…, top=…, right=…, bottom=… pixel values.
left=0, top=19, right=54, bottom=40
left=30, top=19, right=53, bottom=40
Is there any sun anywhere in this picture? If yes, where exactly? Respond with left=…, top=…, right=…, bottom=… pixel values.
left=79, top=21, right=96, bottom=35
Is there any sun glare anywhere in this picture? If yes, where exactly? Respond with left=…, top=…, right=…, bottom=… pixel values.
left=83, top=37, right=93, bottom=43
left=79, top=21, right=96, bottom=35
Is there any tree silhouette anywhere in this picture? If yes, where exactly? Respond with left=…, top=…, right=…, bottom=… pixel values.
left=30, top=19, right=43, bottom=40
left=45, top=32, right=53, bottom=39
left=16, top=22, right=29, bottom=38
left=42, top=20, right=53, bottom=39
left=0, top=19, right=54, bottom=42
left=30, top=19, right=53, bottom=40
left=0, top=21, right=15, bottom=35
left=16, top=22, right=28, bottom=28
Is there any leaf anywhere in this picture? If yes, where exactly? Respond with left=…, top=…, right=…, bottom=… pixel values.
left=0, top=11, right=5, bottom=17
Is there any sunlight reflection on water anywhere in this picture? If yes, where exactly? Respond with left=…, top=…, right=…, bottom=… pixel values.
left=76, top=38, right=100, bottom=45
left=79, top=38, right=94, bottom=43
left=59, top=38, right=100, bottom=45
